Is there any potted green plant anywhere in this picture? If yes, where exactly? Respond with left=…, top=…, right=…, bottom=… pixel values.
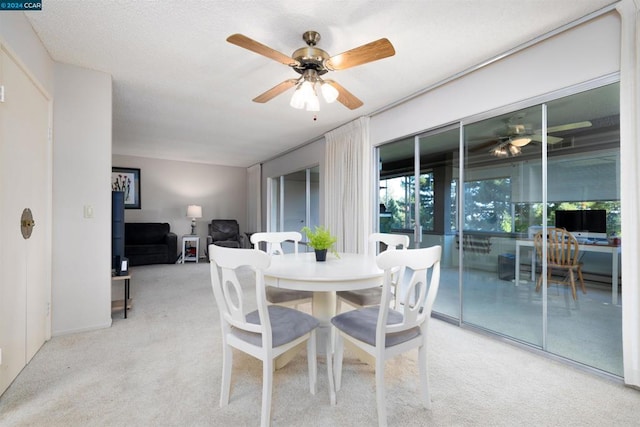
left=301, top=225, right=339, bottom=261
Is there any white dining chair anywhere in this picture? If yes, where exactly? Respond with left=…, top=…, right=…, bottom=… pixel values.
left=336, top=232, right=410, bottom=312
left=251, top=231, right=313, bottom=308
left=209, top=245, right=320, bottom=427
left=330, top=245, right=442, bottom=427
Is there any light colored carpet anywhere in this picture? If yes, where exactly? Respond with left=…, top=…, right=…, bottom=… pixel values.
left=0, top=262, right=638, bottom=426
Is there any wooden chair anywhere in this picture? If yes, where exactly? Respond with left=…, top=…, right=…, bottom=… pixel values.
left=250, top=232, right=313, bottom=308
left=209, top=245, right=319, bottom=427
left=336, top=233, right=410, bottom=312
left=534, top=227, right=586, bottom=300
left=330, top=245, right=442, bottom=427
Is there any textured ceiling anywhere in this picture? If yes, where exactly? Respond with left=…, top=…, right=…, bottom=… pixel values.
left=26, top=0, right=615, bottom=167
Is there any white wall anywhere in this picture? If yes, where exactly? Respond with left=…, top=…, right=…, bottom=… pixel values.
left=0, top=13, right=53, bottom=92
left=53, top=63, right=112, bottom=335
left=112, top=154, right=247, bottom=256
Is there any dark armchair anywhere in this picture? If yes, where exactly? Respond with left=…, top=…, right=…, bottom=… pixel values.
left=207, top=219, right=245, bottom=250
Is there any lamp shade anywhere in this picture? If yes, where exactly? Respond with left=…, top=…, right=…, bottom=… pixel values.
left=510, top=136, right=532, bottom=147
left=186, top=205, right=202, bottom=219
left=321, top=81, right=339, bottom=103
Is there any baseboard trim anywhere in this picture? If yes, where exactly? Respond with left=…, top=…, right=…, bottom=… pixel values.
left=52, top=319, right=112, bottom=337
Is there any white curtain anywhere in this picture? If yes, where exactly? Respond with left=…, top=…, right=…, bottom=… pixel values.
left=246, top=163, right=261, bottom=233
left=618, top=0, right=640, bottom=388
left=324, top=117, right=373, bottom=254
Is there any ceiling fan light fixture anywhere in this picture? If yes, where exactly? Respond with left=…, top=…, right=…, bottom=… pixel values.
left=320, top=81, right=339, bottom=103
left=510, top=136, right=532, bottom=147
left=300, top=79, right=314, bottom=97
left=290, top=79, right=319, bottom=110
left=508, top=144, right=521, bottom=156
left=491, top=146, right=508, bottom=157
left=305, top=91, right=320, bottom=111
left=290, top=85, right=306, bottom=109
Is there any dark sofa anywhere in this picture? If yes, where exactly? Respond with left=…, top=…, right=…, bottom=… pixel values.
left=125, top=222, right=178, bottom=266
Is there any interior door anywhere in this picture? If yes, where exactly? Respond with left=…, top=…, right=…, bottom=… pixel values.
left=0, top=44, right=51, bottom=395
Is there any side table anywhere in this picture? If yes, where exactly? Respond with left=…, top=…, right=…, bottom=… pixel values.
left=182, top=235, right=200, bottom=263
left=111, top=273, right=132, bottom=319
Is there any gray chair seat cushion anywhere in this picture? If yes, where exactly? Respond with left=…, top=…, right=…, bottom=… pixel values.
left=232, top=305, right=319, bottom=347
left=331, top=306, right=420, bottom=348
left=266, top=287, right=313, bottom=304
left=337, top=288, right=382, bottom=306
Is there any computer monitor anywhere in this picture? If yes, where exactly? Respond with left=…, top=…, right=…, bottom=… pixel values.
left=554, top=209, right=607, bottom=239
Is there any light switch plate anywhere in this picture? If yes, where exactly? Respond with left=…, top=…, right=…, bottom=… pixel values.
left=83, top=205, right=94, bottom=219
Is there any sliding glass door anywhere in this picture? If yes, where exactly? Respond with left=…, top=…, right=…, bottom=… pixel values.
left=544, top=84, right=622, bottom=375
left=378, top=126, right=460, bottom=320
left=268, top=166, right=319, bottom=252
left=375, top=80, right=622, bottom=376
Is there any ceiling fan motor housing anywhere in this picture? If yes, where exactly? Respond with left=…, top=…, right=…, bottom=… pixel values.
left=292, top=31, right=330, bottom=76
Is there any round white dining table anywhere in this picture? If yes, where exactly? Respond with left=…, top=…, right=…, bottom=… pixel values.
left=264, top=252, right=383, bottom=358
left=264, top=251, right=383, bottom=327
left=264, top=252, right=383, bottom=405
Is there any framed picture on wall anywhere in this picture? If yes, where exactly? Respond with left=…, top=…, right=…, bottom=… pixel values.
left=112, top=167, right=141, bottom=209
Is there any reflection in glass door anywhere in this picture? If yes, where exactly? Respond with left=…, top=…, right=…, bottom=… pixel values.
left=462, top=105, right=544, bottom=347
left=378, top=137, right=415, bottom=243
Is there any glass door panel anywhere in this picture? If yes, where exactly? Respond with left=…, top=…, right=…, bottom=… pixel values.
left=268, top=177, right=281, bottom=233
left=379, top=137, right=415, bottom=245
left=416, top=127, right=460, bottom=319
left=269, top=166, right=320, bottom=253
left=462, top=105, right=544, bottom=346
left=282, top=171, right=307, bottom=232
left=544, top=83, right=622, bottom=376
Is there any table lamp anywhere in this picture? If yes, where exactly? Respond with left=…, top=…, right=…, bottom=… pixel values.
left=186, top=205, right=202, bottom=235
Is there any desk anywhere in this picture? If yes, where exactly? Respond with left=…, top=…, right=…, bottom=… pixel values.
left=515, top=240, right=621, bottom=304
left=111, top=273, right=132, bottom=318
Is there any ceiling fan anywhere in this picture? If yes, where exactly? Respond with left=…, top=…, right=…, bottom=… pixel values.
left=226, top=30, right=395, bottom=110
left=472, top=116, right=592, bottom=157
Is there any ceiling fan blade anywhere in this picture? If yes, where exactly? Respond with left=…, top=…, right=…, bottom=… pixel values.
left=324, top=80, right=363, bottom=110
left=547, top=121, right=592, bottom=133
left=530, top=134, right=563, bottom=144
left=325, top=38, right=395, bottom=71
left=252, top=79, right=299, bottom=103
left=227, top=34, right=300, bottom=67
